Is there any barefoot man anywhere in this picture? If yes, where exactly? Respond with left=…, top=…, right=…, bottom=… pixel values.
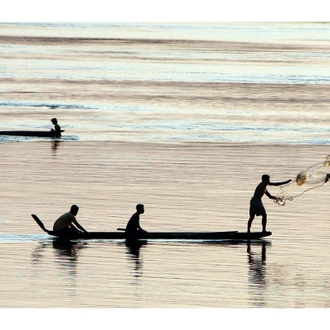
left=248, top=175, right=291, bottom=233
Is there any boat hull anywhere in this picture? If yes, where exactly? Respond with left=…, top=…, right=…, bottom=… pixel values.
left=31, top=214, right=272, bottom=241
left=0, top=130, right=64, bottom=137
left=46, top=229, right=272, bottom=241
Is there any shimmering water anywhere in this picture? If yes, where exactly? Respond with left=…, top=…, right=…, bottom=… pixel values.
left=1, top=22, right=330, bottom=144
left=0, top=23, right=330, bottom=323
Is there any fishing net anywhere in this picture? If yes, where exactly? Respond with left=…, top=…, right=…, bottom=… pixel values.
left=275, top=155, right=330, bottom=206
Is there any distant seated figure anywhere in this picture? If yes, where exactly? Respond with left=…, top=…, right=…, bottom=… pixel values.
left=51, top=118, right=62, bottom=137
left=125, top=204, right=147, bottom=239
left=53, top=204, right=87, bottom=234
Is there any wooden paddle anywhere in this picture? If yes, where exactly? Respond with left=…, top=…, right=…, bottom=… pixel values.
left=31, top=214, right=50, bottom=233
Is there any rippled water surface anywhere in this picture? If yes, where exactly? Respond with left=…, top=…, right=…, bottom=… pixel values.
left=0, top=23, right=330, bottom=323
left=1, top=142, right=330, bottom=311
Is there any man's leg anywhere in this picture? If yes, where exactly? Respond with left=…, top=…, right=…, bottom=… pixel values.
left=262, top=214, right=267, bottom=232
left=247, top=212, right=255, bottom=233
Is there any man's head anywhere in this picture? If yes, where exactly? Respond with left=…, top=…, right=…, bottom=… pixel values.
left=70, top=204, right=79, bottom=215
left=136, top=204, right=144, bottom=214
left=51, top=118, right=58, bottom=125
left=262, top=174, right=270, bottom=182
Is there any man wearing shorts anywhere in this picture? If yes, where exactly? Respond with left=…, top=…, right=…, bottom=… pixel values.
left=248, top=175, right=291, bottom=233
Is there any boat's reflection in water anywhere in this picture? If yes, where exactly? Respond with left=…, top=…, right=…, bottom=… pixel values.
left=197, top=239, right=270, bottom=300
left=203, top=240, right=270, bottom=277
left=124, top=238, right=271, bottom=284
left=32, top=239, right=87, bottom=272
left=52, top=239, right=87, bottom=261
left=33, top=238, right=270, bottom=287
left=51, top=240, right=88, bottom=277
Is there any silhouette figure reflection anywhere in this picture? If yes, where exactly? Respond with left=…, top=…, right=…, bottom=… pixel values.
left=32, top=239, right=87, bottom=271
left=247, top=241, right=267, bottom=285
left=52, top=140, right=61, bottom=152
left=247, top=240, right=270, bottom=307
left=125, top=239, right=147, bottom=280
left=52, top=239, right=86, bottom=261
left=125, top=239, right=147, bottom=257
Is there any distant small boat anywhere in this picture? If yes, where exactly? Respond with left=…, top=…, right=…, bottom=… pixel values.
left=0, top=130, right=64, bottom=137
left=32, top=214, right=272, bottom=241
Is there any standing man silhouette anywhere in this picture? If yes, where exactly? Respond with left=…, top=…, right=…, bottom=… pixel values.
left=248, top=175, right=291, bottom=233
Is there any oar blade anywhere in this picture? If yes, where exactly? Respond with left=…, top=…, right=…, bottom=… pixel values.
left=31, top=214, right=49, bottom=233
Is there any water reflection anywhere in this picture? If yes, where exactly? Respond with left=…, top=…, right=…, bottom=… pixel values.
left=52, top=239, right=86, bottom=261
left=202, top=239, right=270, bottom=306
left=125, top=239, right=147, bottom=280
left=247, top=240, right=269, bottom=307
left=32, top=239, right=87, bottom=271
left=51, top=140, right=61, bottom=152
left=31, top=241, right=48, bottom=262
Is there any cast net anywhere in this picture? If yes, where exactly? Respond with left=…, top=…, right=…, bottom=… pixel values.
left=275, top=155, right=330, bottom=206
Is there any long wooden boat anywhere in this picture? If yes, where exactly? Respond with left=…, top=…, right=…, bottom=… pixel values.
left=32, top=214, right=272, bottom=241
left=0, top=130, right=64, bottom=137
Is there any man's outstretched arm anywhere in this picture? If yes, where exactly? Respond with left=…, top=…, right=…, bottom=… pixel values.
left=269, top=179, right=292, bottom=187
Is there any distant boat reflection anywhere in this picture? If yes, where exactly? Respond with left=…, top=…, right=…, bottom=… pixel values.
left=51, top=140, right=61, bottom=152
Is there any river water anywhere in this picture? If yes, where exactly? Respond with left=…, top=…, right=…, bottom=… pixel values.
left=0, top=22, right=329, bottom=326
